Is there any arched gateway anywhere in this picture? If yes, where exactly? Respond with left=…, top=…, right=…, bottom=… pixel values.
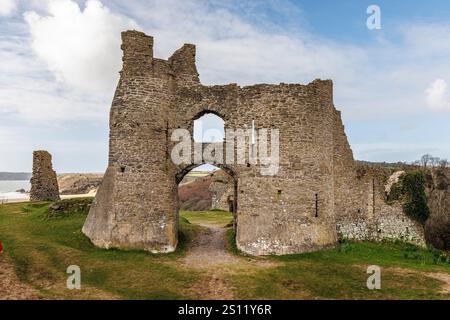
left=82, top=30, right=425, bottom=255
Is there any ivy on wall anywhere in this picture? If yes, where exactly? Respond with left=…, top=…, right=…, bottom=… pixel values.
left=402, top=170, right=430, bottom=225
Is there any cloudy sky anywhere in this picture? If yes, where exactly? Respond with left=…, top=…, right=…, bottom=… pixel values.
left=1, top=0, right=450, bottom=173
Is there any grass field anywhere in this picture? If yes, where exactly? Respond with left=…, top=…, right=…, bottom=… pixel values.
left=0, top=200, right=449, bottom=300
left=0, top=200, right=207, bottom=299
left=185, top=171, right=210, bottom=177
left=181, top=210, right=233, bottom=227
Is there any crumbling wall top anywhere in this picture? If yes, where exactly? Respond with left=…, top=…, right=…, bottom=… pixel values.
left=121, top=30, right=153, bottom=74
left=169, top=43, right=199, bottom=82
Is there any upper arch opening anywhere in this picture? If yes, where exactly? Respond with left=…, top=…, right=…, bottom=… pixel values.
left=193, top=112, right=225, bottom=143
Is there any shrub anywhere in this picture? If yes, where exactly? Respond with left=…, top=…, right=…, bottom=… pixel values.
left=402, top=170, right=430, bottom=225
left=427, top=246, right=450, bottom=265
left=425, top=218, right=450, bottom=251
left=434, top=168, right=449, bottom=190
left=403, top=244, right=423, bottom=261
left=424, top=170, right=434, bottom=189
left=337, top=238, right=355, bottom=253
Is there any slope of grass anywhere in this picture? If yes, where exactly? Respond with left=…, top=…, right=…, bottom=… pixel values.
left=226, top=259, right=445, bottom=299
left=0, top=202, right=203, bottom=299
left=0, top=201, right=448, bottom=300
left=224, top=231, right=450, bottom=300
left=180, top=210, right=232, bottom=227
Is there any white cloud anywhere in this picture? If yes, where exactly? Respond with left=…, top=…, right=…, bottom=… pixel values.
left=121, top=0, right=363, bottom=87
left=0, top=33, right=109, bottom=123
left=425, top=79, right=450, bottom=112
left=0, top=0, right=17, bottom=16
left=14, top=0, right=450, bottom=123
left=24, top=0, right=137, bottom=93
left=118, top=1, right=450, bottom=121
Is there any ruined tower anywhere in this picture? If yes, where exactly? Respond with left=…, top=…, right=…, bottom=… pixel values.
left=82, top=30, right=425, bottom=255
left=30, top=150, right=60, bottom=202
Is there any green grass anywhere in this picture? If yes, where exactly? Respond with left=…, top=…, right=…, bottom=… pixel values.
left=0, top=201, right=448, bottom=300
left=225, top=238, right=450, bottom=300
left=227, top=259, right=445, bottom=299
left=180, top=210, right=233, bottom=227
left=225, top=228, right=241, bottom=256
left=185, top=171, right=210, bottom=177
left=0, top=201, right=204, bottom=299
left=273, top=240, right=450, bottom=272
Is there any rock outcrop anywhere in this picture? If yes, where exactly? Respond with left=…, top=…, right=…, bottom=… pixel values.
left=58, top=173, right=103, bottom=195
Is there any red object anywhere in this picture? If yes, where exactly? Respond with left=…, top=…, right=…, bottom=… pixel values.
left=0, top=241, right=3, bottom=253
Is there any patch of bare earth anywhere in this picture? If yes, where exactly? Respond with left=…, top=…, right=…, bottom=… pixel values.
left=183, top=224, right=239, bottom=268
left=364, top=266, right=450, bottom=296
left=42, top=283, right=120, bottom=300
left=386, top=267, right=450, bottom=294
left=426, top=272, right=450, bottom=294
left=0, top=254, right=119, bottom=300
left=0, top=255, right=43, bottom=300
left=182, top=224, right=238, bottom=299
left=181, top=222, right=278, bottom=300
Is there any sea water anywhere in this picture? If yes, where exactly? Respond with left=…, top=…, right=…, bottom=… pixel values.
left=0, top=181, right=30, bottom=201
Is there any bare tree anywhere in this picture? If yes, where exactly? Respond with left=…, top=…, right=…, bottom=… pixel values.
left=430, top=156, right=441, bottom=167
left=420, top=154, right=433, bottom=168
left=439, top=159, right=449, bottom=169
left=412, top=160, right=421, bottom=167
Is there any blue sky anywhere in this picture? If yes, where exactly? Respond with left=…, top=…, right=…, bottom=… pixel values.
left=1, top=0, right=450, bottom=172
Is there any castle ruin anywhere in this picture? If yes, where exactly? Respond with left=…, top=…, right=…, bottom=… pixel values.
left=82, top=30, right=425, bottom=255
left=210, top=172, right=234, bottom=212
left=30, top=150, right=60, bottom=202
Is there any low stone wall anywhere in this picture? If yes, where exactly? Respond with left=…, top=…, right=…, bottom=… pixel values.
left=48, top=198, right=93, bottom=217
left=375, top=203, right=425, bottom=246
left=336, top=170, right=426, bottom=247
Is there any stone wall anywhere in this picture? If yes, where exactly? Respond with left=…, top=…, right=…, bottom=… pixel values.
left=209, top=171, right=234, bottom=211
left=83, top=30, right=425, bottom=255
left=334, top=163, right=425, bottom=246
left=29, top=150, right=60, bottom=202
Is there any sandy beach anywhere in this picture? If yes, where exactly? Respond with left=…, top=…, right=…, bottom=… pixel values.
left=0, top=189, right=96, bottom=204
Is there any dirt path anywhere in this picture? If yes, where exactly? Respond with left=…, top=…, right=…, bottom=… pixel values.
left=182, top=223, right=240, bottom=299
left=386, top=267, right=450, bottom=294
left=183, top=223, right=239, bottom=268
left=0, top=255, right=42, bottom=300
left=426, top=272, right=450, bottom=294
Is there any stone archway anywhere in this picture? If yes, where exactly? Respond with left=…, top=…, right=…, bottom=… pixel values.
left=176, top=162, right=239, bottom=229
left=175, top=108, right=239, bottom=226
